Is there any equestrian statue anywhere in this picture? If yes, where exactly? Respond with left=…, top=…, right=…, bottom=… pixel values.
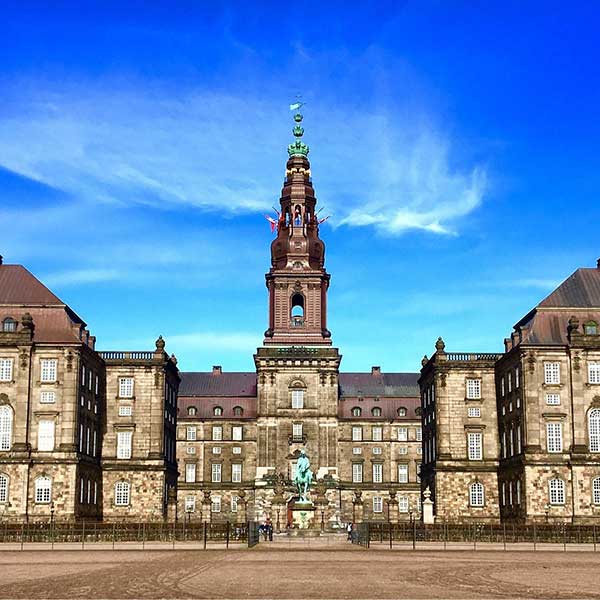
left=294, top=449, right=314, bottom=503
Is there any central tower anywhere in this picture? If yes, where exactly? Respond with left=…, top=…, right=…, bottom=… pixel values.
left=263, top=109, right=332, bottom=346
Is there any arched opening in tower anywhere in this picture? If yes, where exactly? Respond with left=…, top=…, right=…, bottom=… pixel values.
left=290, top=293, right=305, bottom=327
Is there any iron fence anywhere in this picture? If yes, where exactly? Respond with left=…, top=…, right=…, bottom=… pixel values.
left=247, top=521, right=260, bottom=548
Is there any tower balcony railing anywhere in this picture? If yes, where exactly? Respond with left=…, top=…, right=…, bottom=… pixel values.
left=290, top=317, right=305, bottom=328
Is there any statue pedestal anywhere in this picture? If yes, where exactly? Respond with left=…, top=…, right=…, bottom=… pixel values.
left=291, top=501, right=316, bottom=530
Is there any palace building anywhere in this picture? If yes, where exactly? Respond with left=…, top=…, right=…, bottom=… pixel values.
left=0, top=109, right=599, bottom=526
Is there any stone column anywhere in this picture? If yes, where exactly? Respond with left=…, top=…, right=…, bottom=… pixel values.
left=422, top=486, right=435, bottom=524
left=352, top=490, right=364, bottom=524
left=202, top=490, right=212, bottom=524
left=387, top=490, right=399, bottom=524
left=166, top=488, right=178, bottom=523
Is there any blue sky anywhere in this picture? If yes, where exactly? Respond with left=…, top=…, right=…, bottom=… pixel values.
left=1, top=1, right=599, bottom=372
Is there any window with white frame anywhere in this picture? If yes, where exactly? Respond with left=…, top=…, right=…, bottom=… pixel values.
left=186, top=427, right=196, bottom=441
left=0, top=358, right=13, bottom=382
left=119, top=377, right=134, bottom=398
left=185, top=463, right=196, bottom=483
left=516, top=424, right=522, bottom=454
left=544, top=362, right=560, bottom=384
left=212, top=463, right=222, bottom=483
left=398, top=496, right=409, bottom=513
left=468, top=407, right=481, bottom=418
left=546, top=422, right=563, bottom=453
left=0, top=473, right=8, bottom=503
left=372, top=496, right=383, bottom=513
left=501, top=377, right=505, bottom=397
left=185, top=496, right=196, bottom=512
left=232, top=463, right=242, bottom=483
left=397, top=427, right=408, bottom=441
left=232, top=426, right=243, bottom=441
left=589, top=362, right=600, bottom=385
left=292, top=423, right=303, bottom=440
left=399, top=446, right=408, bottom=455
left=469, top=482, right=484, bottom=507
left=352, top=447, right=362, bottom=455
left=40, top=359, right=57, bottom=382
left=231, top=496, right=238, bottom=512
left=0, top=406, right=13, bottom=451
left=372, top=426, right=382, bottom=441
left=549, top=478, right=565, bottom=505
left=351, top=407, right=361, bottom=417
left=416, top=427, right=422, bottom=441
left=352, top=426, right=362, bottom=441
left=116, top=431, right=132, bottom=459
left=118, top=405, right=132, bottom=417
left=516, top=479, right=521, bottom=504
left=212, top=426, right=223, bottom=441
left=352, top=463, right=363, bottom=483
left=186, top=446, right=196, bottom=455
left=232, top=446, right=242, bottom=455
left=115, top=481, right=130, bottom=506
left=398, top=463, right=408, bottom=483
left=372, top=463, right=383, bottom=483
left=508, top=481, right=513, bottom=505
left=2, top=318, right=16, bottom=332
left=291, top=389, right=304, bottom=409
left=466, top=379, right=481, bottom=399
left=212, top=446, right=221, bottom=455
left=35, top=476, right=52, bottom=503
left=37, top=420, right=55, bottom=452
left=467, top=432, right=482, bottom=460
left=211, top=496, right=221, bottom=512
left=589, top=409, right=600, bottom=452
left=372, top=446, right=382, bottom=455
left=508, top=372, right=512, bottom=393
left=593, top=478, right=600, bottom=505
left=546, top=393, right=560, bottom=405
left=40, top=391, right=56, bottom=404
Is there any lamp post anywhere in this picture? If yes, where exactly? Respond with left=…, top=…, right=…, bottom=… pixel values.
left=545, top=504, right=550, bottom=524
left=50, top=502, right=55, bottom=524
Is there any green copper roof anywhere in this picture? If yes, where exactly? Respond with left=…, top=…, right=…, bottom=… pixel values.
left=287, top=111, right=310, bottom=157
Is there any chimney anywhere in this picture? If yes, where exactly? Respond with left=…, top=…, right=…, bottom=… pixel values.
left=212, top=365, right=222, bottom=375
left=371, top=366, right=381, bottom=376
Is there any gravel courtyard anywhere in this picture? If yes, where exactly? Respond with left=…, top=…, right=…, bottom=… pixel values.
left=0, top=545, right=599, bottom=599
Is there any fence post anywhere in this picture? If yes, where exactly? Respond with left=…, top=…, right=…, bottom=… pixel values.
left=563, top=525, right=567, bottom=552
left=594, top=524, right=597, bottom=552
left=112, top=522, right=116, bottom=550
left=389, top=523, right=392, bottom=550
left=172, top=520, right=176, bottom=550
left=142, top=522, right=146, bottom=550
left=51, top=519, right=55, bottom=551
left=503, top=522, right=506, bottom=551
left=412, top=519, right=416, bottom=550
left=533, top=521, right=536, bottom=551
left=81, top=520, right=85, bottom=550
left=226, top=521, right=230, bottom=549
left=203, top=521, right=207, bottom=550
left=20, top=522, right=24, bottom=551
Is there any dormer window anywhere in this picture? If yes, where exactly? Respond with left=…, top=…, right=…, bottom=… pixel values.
left=371, top=407, right=382, bottom=417
left=397, top=407, right=407, bottom=417
left=351, top=407, right=361, bottom=417
left=233, top=406, right=243, bottom=417
left=585, top=321, right=598, bottom=336
left=187, top=406, right=197, bottom=416
left=213, top=406, right=223, bottom=417
left=2, top=318, right=16, bottom=333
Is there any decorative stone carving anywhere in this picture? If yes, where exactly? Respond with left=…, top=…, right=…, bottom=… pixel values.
left=421, top=355, right=428, bottom=367
left=155, top=335, right=165, bottom=351
left=435, top=337, right=446, bottom=353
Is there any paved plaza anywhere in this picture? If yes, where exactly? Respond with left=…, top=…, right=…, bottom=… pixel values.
left=0, top=538, right=599, bottom=599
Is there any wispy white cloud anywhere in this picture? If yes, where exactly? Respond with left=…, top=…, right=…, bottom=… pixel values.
left=43, top=268, right=120, bottom=287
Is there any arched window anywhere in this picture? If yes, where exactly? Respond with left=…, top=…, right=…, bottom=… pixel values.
left=593, top=478, right=600, bottom=505
left=233, top=406, right=243, bottom=417
left=548, top=478, right=565, bottom=505
left=397, top=407, right=407, bottom=417
left=585, top=321, right=598, bottom=335
left=351, top=407, right=361, bottom=417
left=469, top=482, right=484, bottom=507
left=2, top=318, right=17, bottom=333
left=115, top=481, right=130, bottom=506
left=371, top=407, right=382, bottom=417
left=187, top=406, right=197, bottom=416
left=35, top=476, right=52, bottom=504
left=589, top=409, right=600, bottom=452
left=0, top=473, right=8, bottom=503
left=0, top=406, right=12, bottom=451
left=290, top=294, right=305, bottom=327
left=213, top=406, right=223, bottom=416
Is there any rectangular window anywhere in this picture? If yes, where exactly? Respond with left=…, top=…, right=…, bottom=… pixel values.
left=0, top=358, right=13, bottom=382
left=212, top=426, right=223, bottom=441
left=544, top=362, right=560, bottom=384
left=501, top=377, right=505, bottom=397
left=118, top=405, right=132, bottom=417
left=80, top=478, right=85, bottom=504
left=372, top=446, right=382, bottom=455
left=232, top=446, right=242, bottom=455
left=231, top=496, right=238, bottom=512
left=86, top=426, right=90, bottom=455
left=515, top=366, right=520, bottom=388
left=352, top=426, right=362, bottom=441
left=508, top=372, right=513, bottom=393
left=398, top=464, right=408, bottom=483
left=589, top=362, right=600, bottom=385
left=467, top=432, right=483, bottom=460
left=546, top=422, right=563, bottom=453
left=185, top=496, right=196, bottom=512
left=212, top=463, right=222, bottom=483
left=211, top=496, right=221, bottom=513
left=398, top=497, right=409, bottom=513
left=415, top=427, right=422, bottom=441
left=352, top=447, right=362, bottom=455
left=185, top=463, right=196, bottom=483
left=232, top=463, right=242, bottom=483
left=466, top=379, right=481, bottom=399
left=232, top=426, right=243, bottom=441
left=186, top=427, right=197, bottom=441
left=116, top=431, right=132, bottom=459
left=40, top=359, right=57, bottom=382
left=399, top=446, right=408, bottom=455
left=81, top=365, right=85, bottom=386
left=93, top=430, right=97, bottom=456
left=468, top=407, right=481, bottom=418
left=397, top=427, right=408, bottom=441
left=40, top=391, right=56, bottom=404
left=119, top=377, right=134, bottom=398
left=373, top=497, right=383, bottom=513
left=372, top=426, right=382, bottom=441
left=546, top=393, right=561, bottom=405
left=372, top=463, right=383, bottom=483
left=186, top=446, right=196, bottom=454
left=212, top=446, right=221, bottom=454
left=352, top=463, right=363, bottom=483
left=291, top=389, right=304, bottom=409
left=292, top=423, right=303, bottom=440
left=37, top=420, right=55, bottom=452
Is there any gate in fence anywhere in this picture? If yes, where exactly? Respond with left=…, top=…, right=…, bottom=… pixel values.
left=352, top=522, right=370, bottom=548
